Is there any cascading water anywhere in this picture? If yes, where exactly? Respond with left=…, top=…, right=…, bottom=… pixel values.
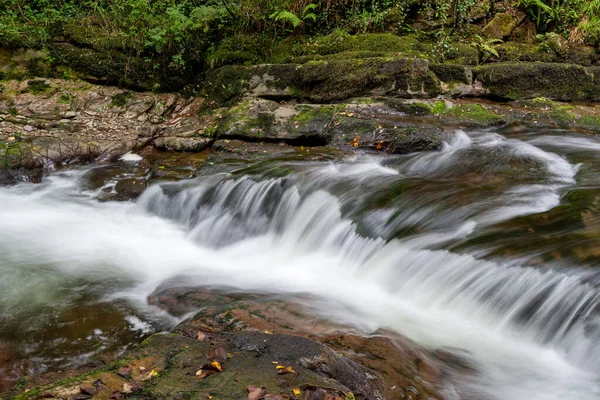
left=1, top=128, right=600, bottom=399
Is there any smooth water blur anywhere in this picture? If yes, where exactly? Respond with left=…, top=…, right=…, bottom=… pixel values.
left=2, top=128, right=600, bottom=398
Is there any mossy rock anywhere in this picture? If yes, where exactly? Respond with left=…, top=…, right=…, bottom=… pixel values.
left=444, top=43, right=479, bottom=65
left=495, top=42, right=556, bottom=63
left=384, top=99, right=433, bottom=116
left=430, top=64, right=472, bottom=84
left=216, top=99, right=336, bottom=145
left=474, top=62, right=596, bottom=101
left=203, top=64, right=302, bottom=107
left=301, top=57, right=441, bottom=103
left=48, top=43, right=194, bottom=91
left=482, top=13, right=518, bottom=39
left=441, top=103, right=506, bottom=127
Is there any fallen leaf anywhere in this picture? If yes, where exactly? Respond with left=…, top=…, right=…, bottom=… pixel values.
left=122, top=383, right=133, bottom=394
left=247, top=385, right=267, bottom=400
left=264, top=330, right=272, bottom=335
left=210, top=361, right=223, bottom=371
left=293, top=388, right=301, bottom=395
left=277, top=366, right=296, bottom=375
left=139, top=366, right=146, bottom=371
left=142, top=369, right=158, bottom=381
left=195, top=369, right=215, bottom=379
left=117, top=366, right=132, bottom=378
left=80, top=385, right=98, bottom=396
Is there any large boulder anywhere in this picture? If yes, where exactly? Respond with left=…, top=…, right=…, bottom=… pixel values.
left=474, top=62, right=597, bottom=101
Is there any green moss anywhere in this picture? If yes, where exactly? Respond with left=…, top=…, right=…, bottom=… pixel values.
left=431, top=101, right=447, bottom=114
left=442, top=104, right=505, bottom=126
left=482, top=13, right=517, bottom=40
left=110, top=91, right=133, bottom=107
left=59, top=93, right=74, bottom=104
left=522, top=97, right=558, bottom=109
left=26, top=79, right=51, bottom=94
left=301, top=57, right=441, bottom=103
left=496, top=42, right=555, bottom=63
left=474, top=62, right=595, bottom=101
left=385, top=99, right=432, bottom=116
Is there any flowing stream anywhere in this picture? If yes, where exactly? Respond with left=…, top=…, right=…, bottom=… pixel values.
left=2, top=128, right=600, bottom=399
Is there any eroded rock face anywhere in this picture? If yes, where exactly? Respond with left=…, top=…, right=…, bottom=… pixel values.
left=0, top=79, right=209, bottom=180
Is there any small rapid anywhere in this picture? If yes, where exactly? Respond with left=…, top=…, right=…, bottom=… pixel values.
left=1, top=129, right=600, bottom=399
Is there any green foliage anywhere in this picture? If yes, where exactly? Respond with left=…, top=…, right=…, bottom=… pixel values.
left=471, top=35, right=502, bottom=64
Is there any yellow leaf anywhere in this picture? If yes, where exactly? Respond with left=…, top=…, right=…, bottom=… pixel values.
left=276, top=365, right=285, bottom=369
left=210, top=361, right=223, bottom=371
left=277, top=366, right=296, bottom=375
left=264, top=330, right=272, bottom=335
left=293, top=388, right=301, bottom=395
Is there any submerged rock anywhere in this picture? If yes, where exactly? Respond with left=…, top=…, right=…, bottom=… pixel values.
left=114, top=178, right=147, bottom=200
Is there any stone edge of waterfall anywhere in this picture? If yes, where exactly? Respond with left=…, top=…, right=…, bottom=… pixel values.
left=5, top=290, right=458, bottom=400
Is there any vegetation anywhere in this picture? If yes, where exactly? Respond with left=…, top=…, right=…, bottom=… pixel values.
left=0, top=0, right=599, bottom=89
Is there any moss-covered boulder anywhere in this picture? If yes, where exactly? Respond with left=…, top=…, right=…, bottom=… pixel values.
left=474, top=62, right=596, bottom=101
left=301, top=58, right=441, bottom=103
left=482, top=13, right=518, bottom=39
left=215, top=99, right=338, bottom=145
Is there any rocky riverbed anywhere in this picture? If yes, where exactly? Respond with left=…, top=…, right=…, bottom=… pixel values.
left=4, top=33, right=600, bottom=399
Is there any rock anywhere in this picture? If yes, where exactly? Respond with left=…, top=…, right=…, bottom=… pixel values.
left=205, top=59, right=442, bottom=105
left=482, top=13, right=518, bottom=39
left=154, top=137, right=211, bottom=152
left=474, top=62, right=596, bottom=101
left=390, top=127, right=443, bottom=154
left=0, top=168, right=43, bottom=186
left=431, top=64, right=472, bottom=85
left=217, top=99, right=336, bottom=146
left=468, top=0, right=491, bottom=20
left=114, top=178, right=148, bottom=200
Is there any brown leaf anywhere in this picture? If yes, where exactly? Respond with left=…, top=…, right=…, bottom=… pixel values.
left=79, top=385, right=98, bottom=396
left=247, top=385, right=267, bottom=400
left=197, top=331, right=207, bottom=341
left=117, top=366, right=132, bottom=378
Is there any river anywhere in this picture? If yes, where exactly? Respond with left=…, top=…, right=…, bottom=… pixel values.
left=1, top=127, right=600, bottom=399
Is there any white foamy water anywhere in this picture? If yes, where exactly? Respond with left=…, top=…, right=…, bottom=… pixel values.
left=1, top=129, right=599, bottom=399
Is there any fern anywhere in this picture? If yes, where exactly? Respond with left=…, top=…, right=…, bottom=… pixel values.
left=269, top=10, right=302, bottom=28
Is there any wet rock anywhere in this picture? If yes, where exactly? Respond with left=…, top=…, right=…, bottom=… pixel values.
left=114, top=178, right=148, bottom=200
left=154, top=137, right=211, bottom=152
left=0, top=167, right=43, bottom=186
left=217, top=99, right=336, bottom=146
